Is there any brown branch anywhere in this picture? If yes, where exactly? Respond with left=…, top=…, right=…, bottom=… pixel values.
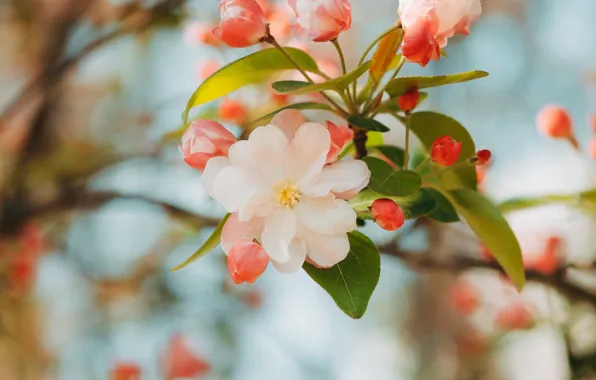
left=0, top=0, right=186, bottom=127
left=383, top=247, right=596, bottom=308
left=33, top=189, right=221, bottom=228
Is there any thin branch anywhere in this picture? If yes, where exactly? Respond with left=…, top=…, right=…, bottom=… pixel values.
left=0, top=0, right=186, bottom=127
left=383, top=246, right=596, bottom=308
left=33, top=190, right=221, bottom=228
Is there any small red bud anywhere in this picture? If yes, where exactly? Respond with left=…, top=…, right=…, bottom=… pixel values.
left=430, top=135, right=462, bottom=166
left=475, top=149, right=491, bottom=166
left=450, top=281, right=480, bottom=317
left=397, top=88, right=419, bottom=113
left=371, top=199, right=405, bottom=231
left=495, top=303, right=534, bottom=331
left=536, top=105, right=574, bottom=140
left=110, top=363, right=141, bottom=380
left=590, top=137, right=596, bottom=160
left=228, top=241, right=269, bottom=284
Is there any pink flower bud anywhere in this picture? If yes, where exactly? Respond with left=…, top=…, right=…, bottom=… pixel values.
left=326, top=121, right=354, bottom=163
left=450, top=280, right=480, bottom=317
left=475, top=149, right=491, bottom=166
left=401, top=18, right=440, bottom=67
left=228, top=241, right=270, bottom=284
left=495, top=303, right=534, bottom=331
left=525, top=236, right=562, bottom=275
left=218, top=98, right=249, bottom=125
left=590, top=137, right=596, bottom=160
left=179, top=120, right=237, bottom=171
left=162, top=334, right=211, bottom=379
left=397, top=87, right=419, bottom=112
left=288, top=0, right=352, bottom=42
left=399, top=0, right=481, bottom=66
left=197, top=60, right=221, bottom=80
left=214, top=0, right=267, bottom=48
left=184, top=23, right=223, bottom=47
left=536, top=105, right=573, bottom=139
left=371, top=199, right=405, bottom=231
left=110, top=362, right=141, bottom=380
left=430, top=135, right=462, bottom=166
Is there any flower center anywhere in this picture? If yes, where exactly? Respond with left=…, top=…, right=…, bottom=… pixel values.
left=273, top=179, right=300, bottom=208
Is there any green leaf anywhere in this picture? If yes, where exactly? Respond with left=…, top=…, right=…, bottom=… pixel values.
left=425, top=188, right=460, bottom=223
left=347, top=116, right=390, bottom=132
left=363, top=156, right=422, bottom=197
left=183, top=48, right=319, bottom=123
left=271, top=80, right=311, bottom=93
left=171, top=214, right=230, bottom=271
left=252, top=102, right=334, bottom=123
left=498, top=195, right=575, bottom=213
left=349, top=188, right=437, bottom=219
left=377, top=92, right=429, bottom=114
left=272, top=61, right=372, bottom=95
left=374, top=145, right=405, bottom=168
left=410, top=112, right=477, bottom=190
left=385, top=71, right=489, bottom=97
left=449, top=189, right=525, bottom=291
left=303, top=231, right=381, bottom=319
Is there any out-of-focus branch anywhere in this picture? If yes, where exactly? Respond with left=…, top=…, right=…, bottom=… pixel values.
left=0, top=0, right=186, bottom=127
left=18, top=188, right=221, bottom=230
left=383, top=246, right=596, bottom=308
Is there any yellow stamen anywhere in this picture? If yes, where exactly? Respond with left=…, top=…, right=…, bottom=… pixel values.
left=272, top=179, right=300, bottom=208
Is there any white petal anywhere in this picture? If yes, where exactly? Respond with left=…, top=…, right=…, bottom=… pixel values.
left=212, top=166, right=259, bottom=213
left=261, top=208, right=297, bottom=263
left=248, top=125, right=290, bottom=184
left=270, top=109, right=307, bottom=141
left=201, top=157, right=230, bottom=199
left=271, top=237, right=307, bottom=273
left=304, top=232, right=350, bottom=268
left=287, top=122, right=330, bottom=181
left=221, top=213, right=265, bottom=254
left=238, top=187, right=276, bottom=222
left=301, top=160, right=370, bottom=198
left=228, top=140, right=258, bottom=168
left=296, top=196, right=357, bottom=234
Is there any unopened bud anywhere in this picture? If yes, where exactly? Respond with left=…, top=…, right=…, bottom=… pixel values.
left=473, top=149, right=491, bottom=166
left=371, top=198, right=405, bottom=231
left=430, top=135, right=462, bottom=166
left=397, top=87, right=419, bottom=113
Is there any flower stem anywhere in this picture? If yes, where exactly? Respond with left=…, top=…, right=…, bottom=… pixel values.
left=266, top=34, right=349, bottom=117
left=331, top=38, right=348, bottom=75
left=331, top=38, right=356, bottom=112
left=415, top=156, right=431, bottom=172
left=404, top=112, right=411, bottom=168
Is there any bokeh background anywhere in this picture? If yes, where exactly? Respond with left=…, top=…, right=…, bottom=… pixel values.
left=2, top=0, right=596, bottom=379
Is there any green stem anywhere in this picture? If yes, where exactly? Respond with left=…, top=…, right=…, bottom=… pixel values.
left=414, top=156, right=431, bottom=172
left=331, top=38, right=356, bottom=113
left=331, top=38, right=348, bottom=75
left=268, top=38, right=349, bottom=117
left=363, top=55, right=406, bottom=116
left=404, top=112, right=411, bottom=169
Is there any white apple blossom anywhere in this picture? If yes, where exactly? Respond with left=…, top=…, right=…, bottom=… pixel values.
left=201, top=110, right=370, bottom=272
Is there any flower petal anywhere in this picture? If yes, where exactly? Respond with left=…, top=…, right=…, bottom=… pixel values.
left=301, top=160, right=370, bottom=198
left=248, top=125, right=290, bottom=184
left=212, top=166, right=259, bottom=212
left=238, top=187, right=276, bottom=222
left=221, top=213, right=265, bottom=254
left=304, top=232, right=350, bottom=268
left=296, top=196, right=356, bottom=234
left=261, top=208, right=297, bottom=263
left=201, top=156, right=231, bottom=199
left=270, top=109, right=307, bottom=141
left=287, top=122, right=330, bottom=182
left=271, top=237, right=307, bottom=273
